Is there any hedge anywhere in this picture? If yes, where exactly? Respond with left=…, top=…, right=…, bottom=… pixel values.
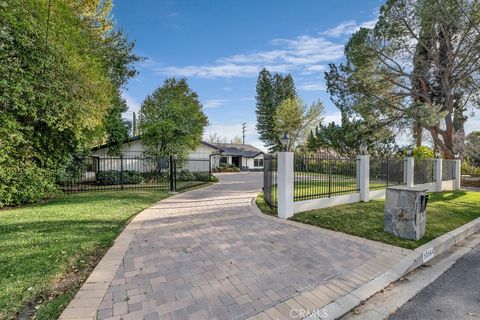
left=96, top=170, right=144, bottom=185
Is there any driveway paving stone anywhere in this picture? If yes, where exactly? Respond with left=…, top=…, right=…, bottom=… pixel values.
left=60, top=173, right=406, bottom=320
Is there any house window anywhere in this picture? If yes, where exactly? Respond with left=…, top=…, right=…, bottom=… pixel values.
left=219, top=157, right=228, bottom=165
left=254, top=159, right=264, bottom=167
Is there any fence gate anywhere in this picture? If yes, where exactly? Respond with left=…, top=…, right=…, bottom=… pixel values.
left=263, top=155, right=277, bottom=209
left=60, top=155, right=211, bottom=193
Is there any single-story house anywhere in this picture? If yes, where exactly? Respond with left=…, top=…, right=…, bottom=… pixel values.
left=91, top=136, right=221, bottom=159
left=90, top=136, right=221, bottom=173
left=90, top=136, right=265, bottom=171
left=214, top=143, right=264, bottom=170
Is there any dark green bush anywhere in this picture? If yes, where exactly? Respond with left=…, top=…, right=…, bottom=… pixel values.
left=142, top=171, right=169, bottom=183
left=96, top=170, right=144, bottom=185
left=123, top=171, right=144, bottom=184
left=0, top=161, right=57, bottom=207
left=96, top=171, right=120, bottom=185
left=177, top=169, right=194, bottom=181
left=193, top=171, right=210, bottom=181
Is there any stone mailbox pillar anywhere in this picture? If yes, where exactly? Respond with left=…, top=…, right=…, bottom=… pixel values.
left=384, top=187, right=428, bottom=240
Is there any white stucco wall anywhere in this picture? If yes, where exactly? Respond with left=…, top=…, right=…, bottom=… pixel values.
left=243, top=153, right=264, bottom=169
left=92, top=140, right=216, bottom=159
left=90, top=140, right=217, bottom=172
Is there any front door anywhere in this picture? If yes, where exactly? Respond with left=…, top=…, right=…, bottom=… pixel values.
left=232, top=156, right=240, bottom=168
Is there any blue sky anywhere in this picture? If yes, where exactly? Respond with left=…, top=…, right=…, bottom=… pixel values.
left=112, top=0, right=478, bottom=150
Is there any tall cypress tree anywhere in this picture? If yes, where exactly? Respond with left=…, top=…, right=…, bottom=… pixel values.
left=255, top=69, right=276, bottom=150
left=272, top=73, right=285, bottom=110
left=256, top=69, right=297, bottom=151
left=281, top=74, right=296, bottom=100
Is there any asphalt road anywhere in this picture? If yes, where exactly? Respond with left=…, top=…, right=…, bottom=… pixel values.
left=389, top=244, right=480, bottom=320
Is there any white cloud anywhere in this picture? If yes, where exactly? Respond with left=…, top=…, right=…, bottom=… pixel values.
left=298, top=82, right=326, bottom=91
left=122, top=91, right=141, bottom=119
left=152, top=17, right=377, bottom=80
left=203, top=99, right=228, bottom=109
left=158, top=64, right=260, bottom=79
left=465, top=113, right=480, bottom=134
left=323, top=112, right=342, bottom=124
left=302, top=64, right=326, bottom=75
left=155, top=35, right=344, bottom=79
left=321, top=18, right=377, bottom=38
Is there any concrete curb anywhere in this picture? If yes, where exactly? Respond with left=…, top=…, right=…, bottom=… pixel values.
left=305, top=217, right=480, bottom=320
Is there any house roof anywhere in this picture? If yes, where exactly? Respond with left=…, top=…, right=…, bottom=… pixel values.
left=91, top=135, right=222, bottom=152
left=215, top=143, right=264, bottom=158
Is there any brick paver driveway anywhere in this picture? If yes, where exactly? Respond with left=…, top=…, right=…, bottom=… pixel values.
left=61, top=173, right=408, bottom=320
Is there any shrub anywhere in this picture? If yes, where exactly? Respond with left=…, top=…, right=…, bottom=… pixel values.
left=177, top=169, right=194, bottom=181
left=0, top=161, right=57, bottom=207
left=413, top=146, right=434, bottom=158
left=233, top=167, right=241, bottom=172
left=143, top=171, right=169, bottom=183
left=96, top=171, right=120, bottom=185
left=193, top=171, right=210, bottom=181
left=462, top=161, right=480, bottom=177
left=96, top=170, right=144, bottom=185
left=123, top=171, right=144, bottom=184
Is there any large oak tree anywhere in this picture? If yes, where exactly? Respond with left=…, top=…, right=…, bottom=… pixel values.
left=326, top=0, right=480, bottom=158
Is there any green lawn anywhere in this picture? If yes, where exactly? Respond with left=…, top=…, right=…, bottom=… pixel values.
left=258, top=190, right=480, bottom=249
left=256, top=192, right=276, bottom=216
left=0, top=189, right=171, bottom=320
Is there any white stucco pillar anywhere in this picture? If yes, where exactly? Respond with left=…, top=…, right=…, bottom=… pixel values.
left=435, top=158, right=443, bottom=192
left=454, top=159, right=461, bottom=190
left=405, top=157, right=415, bottom=188
left=278, top=151, right=294, bottom=219
left=358, top=155, right=370, bottom=202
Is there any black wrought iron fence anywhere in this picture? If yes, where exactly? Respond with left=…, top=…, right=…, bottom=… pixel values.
left=369, top=158, right=406, bottom=189
left=414, top=159, right=436, bottom=184
left=294, top=156, right=358, bottom=201
left=59, top=156, right=211, bottom=193
left=263, top=155, right=277, bottom=209
left=442, top=159, right=455, bottom=181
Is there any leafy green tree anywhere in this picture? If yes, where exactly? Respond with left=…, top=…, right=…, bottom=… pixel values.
left=139, top=78, right=209, bottom=158
left=315, top=62, right=397, bottom=157
left=464, top=131, right=480, bottom=166
left=102, top=31, right=141, bottom=155
left=306, top=113, right=398, bottom=157
left=413, top=146, right=434, bottom=158
left=104, top=93, right=131, bottom=156
left=325, top=0, right=480, bottom=158
left=276, top=98, right=323, bottom=151
left=0, top=0, right=138, bottom=206
left=255, top=68, right=297, bottom=151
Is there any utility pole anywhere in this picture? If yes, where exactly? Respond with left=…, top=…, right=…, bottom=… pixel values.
left=132, top=112, right=137, bottom=137
left=242, top=122, right=247, bottom=145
